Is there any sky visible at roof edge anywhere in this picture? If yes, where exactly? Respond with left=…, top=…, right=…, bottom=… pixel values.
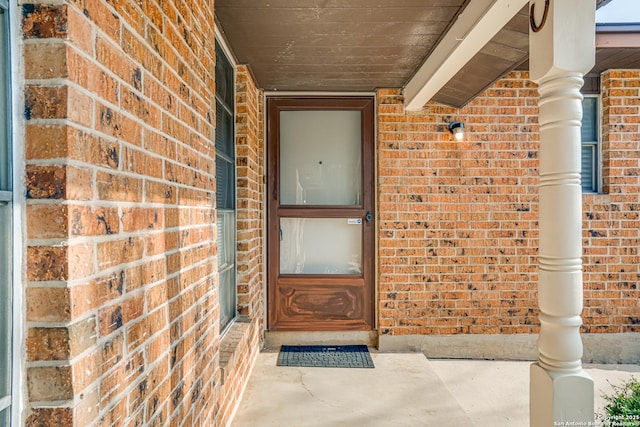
left=596, top=0, right=640, bottom=23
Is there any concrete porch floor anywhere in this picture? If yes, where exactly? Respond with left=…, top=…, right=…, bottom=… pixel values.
left=230, top=350, right=640, bottom=427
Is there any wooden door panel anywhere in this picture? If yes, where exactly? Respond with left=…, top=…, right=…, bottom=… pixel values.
left=276, top=284, right=369, bottom=330
left=279, top=281, right=364, bottom=319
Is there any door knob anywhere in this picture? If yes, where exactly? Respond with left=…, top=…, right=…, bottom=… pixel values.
left=365, top=211, right=372, bottom=223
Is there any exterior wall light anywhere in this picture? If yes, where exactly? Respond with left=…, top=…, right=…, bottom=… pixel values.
left=448, top=121, right=465, bottom=141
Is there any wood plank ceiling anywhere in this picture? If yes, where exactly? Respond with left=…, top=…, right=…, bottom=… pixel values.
left=215, top=0, right=465, bottom=93
left=215, top=0, right=625, bottom=108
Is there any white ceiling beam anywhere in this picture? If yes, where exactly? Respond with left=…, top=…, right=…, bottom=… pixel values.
left=404, top=0, right=528, bottom=111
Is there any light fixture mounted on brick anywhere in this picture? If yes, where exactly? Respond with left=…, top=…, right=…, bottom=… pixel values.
left=448, top=121, right=465, bottom=141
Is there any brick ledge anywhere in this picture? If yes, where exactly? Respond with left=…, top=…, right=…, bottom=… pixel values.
left=220, top=317, right=252, bottom=385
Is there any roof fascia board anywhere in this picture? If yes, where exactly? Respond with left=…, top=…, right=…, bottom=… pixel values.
left=596, top=32, right=640, bottom=48
left=404, top=0, right=528, bottom=111
left=596, top=23, right=640, bottom=33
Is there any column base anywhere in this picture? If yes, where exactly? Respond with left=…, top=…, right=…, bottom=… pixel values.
left=530, top=363, right=594, bottom=427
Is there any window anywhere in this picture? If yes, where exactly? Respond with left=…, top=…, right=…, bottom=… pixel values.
left=215, top=39, right=237, bottom=333
left=581, top=95, right=600, bottom=193
left=0, top=1, right=12, bottom=424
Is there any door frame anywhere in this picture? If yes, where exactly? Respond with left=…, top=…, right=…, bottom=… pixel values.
left=266, top=96, right=375, bottom=331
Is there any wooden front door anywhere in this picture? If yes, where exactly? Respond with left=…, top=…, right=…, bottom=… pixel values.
left=267, top=97, right=375, bottom=331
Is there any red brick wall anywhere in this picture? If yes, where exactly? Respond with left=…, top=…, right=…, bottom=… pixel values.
left=18, top=0, right=639, bottom=421
left=216, top=65, right=264, bottom=426
left=22, top=1, right=263, bottom=425
left=377, top=71, right=640, bottom=337
left=583, top=70, right=640, bottom=333
left=235, top=65, right=265, bottom=325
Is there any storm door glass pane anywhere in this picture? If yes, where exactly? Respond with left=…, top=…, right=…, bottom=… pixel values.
left=280, top=110, right=361, bottom=205
left=0, top=203, right=11, bottom=401
left=280, top=218, right=362, bottom=274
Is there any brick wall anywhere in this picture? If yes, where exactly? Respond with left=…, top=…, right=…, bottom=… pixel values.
left=216, top=65, right=264, bottom=426
left=583, top=70, right=640, bottom=333
left=235, top=65, right=265, bottom=326
left=18, top=0, right=639, bottom=421
left=377, top=71, right=640, bottom=337
left=22, top=1, right=263, bottom=425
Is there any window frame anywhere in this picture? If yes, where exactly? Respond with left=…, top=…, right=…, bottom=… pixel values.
left=581, top=93, right=602, bottom=193
left=0, top=0, right=8, bottom=194
left=214, top=33, right=238, bottom=335
left=0, top=0, right=10, bottom=422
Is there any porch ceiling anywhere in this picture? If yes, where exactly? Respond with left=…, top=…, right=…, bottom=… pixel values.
left=215, top=0, right=624, bottom=107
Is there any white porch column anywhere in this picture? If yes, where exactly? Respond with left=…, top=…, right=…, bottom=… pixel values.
left=529, top=1, right=595, bottom=426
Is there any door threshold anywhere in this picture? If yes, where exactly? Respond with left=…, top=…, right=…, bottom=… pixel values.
left=264, top=330, right=378, bottom=349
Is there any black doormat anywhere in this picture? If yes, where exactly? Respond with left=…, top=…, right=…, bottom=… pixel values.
left=277, top=345, right=375, bottom=368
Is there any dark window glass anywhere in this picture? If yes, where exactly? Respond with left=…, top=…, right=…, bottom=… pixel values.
left=581, top=97, right=598, bottom=143
left=581, top=96, right=599, bottom=193
left=215, top=43, right=234, bottom=108
left=215, top=40, right=236, bottom=332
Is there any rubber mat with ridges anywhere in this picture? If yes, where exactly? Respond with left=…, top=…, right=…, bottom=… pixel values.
left=277, top=345, right=375, bottom=368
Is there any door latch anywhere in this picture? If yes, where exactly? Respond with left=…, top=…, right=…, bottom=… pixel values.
left=365, top=211, right=372, bottom=223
